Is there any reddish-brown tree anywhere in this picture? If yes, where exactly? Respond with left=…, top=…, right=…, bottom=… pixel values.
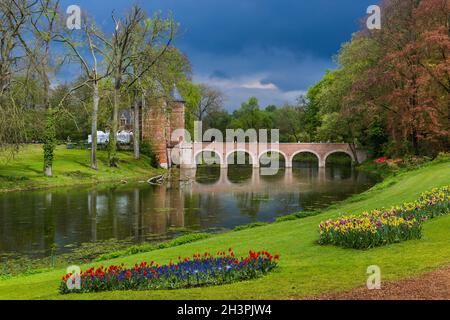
left=351, top=0, right=449, bottom=155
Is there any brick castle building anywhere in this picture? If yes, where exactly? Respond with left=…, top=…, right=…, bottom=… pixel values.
left=119, top=85, right=185, bottom=168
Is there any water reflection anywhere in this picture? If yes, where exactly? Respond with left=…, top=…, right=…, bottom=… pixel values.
left=0, top=165, right=379, bottom=257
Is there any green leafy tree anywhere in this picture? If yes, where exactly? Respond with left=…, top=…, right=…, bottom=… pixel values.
left=177, top=80, right=201, bottom=137
left=273, top=105, right=305, bottom=142
left=231, top=97, right=273, bottom=134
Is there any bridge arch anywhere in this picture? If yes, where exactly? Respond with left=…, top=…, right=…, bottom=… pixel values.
left=178, top=142, right=366, bottom=169
left=323, top=150, right=355, bottom=165
left=258, top=150, right=288, bottom=167
left=226, top=149, right=257, bottom=166
left=194, top=149, right=223, bottom=166
left=290, top=150, right=321, bottom=167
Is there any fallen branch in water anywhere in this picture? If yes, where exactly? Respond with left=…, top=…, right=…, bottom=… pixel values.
left=147, top=174, right=167, bottom=185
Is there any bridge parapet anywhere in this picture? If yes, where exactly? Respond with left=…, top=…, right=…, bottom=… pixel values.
left=174, top=142, right=367, bottom=169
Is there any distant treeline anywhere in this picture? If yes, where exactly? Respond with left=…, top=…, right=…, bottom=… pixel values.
left=194, top=0, right=450, bottom=158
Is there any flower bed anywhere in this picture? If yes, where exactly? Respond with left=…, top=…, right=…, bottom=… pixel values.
left=318, top=186, right=450, bottom=249
left=60, top=249, right=279, bottom=294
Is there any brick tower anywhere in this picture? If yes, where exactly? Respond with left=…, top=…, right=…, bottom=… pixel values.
left=141, top=85, right=185, bottom=168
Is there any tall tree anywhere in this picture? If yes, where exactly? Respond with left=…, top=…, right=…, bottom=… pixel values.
left=0, top=0, right=33, bottom=151
left=194, top=84, right=224, bottom=122
left=56, top=16, right=111, bottom=169
left=231, top=97, right=272, bottom=134
left=106, top=7, right=145, bottom=166
left=307, top=0, right=449, bottom=157
left=360, top=0, right=449, bottom=155
left=19, top=0, right=63, bottom=176
left=125, top=11, right=176, bottom=160
left=273, top=104, right=305, bottom=142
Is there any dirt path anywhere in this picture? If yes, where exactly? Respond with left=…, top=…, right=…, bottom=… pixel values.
left=315, top=266, right=450, bottom=300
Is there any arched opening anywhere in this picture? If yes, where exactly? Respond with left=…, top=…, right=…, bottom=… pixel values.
left=227, top=151, right=253, bottom=183
left=325, top=152, right=353, bottom=180
left=195, top=167, right=221, bottom=184
left=259, top=151, right=286, bottom=181
left=226, top=151, right=254, bottom=166
left=325, top=152, right=353, bottom=166
left=194, top=151, right=222, bottom=184
left=291, top=151, right=319, bottom=168
left=259, top=151, right=287, bottom=168
left=195, top=150, right=222, bottom=166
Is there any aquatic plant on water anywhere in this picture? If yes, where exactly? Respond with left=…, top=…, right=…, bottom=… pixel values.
left=60, top=249, right=279, bottom=294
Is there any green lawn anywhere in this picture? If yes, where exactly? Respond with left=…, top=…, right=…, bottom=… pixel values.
left=0, top=160, right=449, bottom=299
left=0, top=144, right=163, bottom=192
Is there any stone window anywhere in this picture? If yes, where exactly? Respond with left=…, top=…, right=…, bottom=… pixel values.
left=120, top=115, right=127, bottom=127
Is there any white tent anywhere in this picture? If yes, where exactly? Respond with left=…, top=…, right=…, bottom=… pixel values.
left=88, top=131, right=133, bottom=145
left=88, top=131, right=109, bottom=145
left=117, top=131, right=133, bottom=144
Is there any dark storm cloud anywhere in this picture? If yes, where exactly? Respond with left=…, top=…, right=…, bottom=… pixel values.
left=61, top=0, right=378, bottom=109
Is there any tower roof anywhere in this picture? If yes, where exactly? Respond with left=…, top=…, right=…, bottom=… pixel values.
left=170, top=84, right=185, bottom=103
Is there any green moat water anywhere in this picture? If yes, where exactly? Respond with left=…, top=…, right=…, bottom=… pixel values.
left=0, top=163, right=379, bottom=258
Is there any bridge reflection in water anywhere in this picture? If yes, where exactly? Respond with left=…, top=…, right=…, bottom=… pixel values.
left=179, top=167, right=366, bottom=194
left=0, top=165, right=378, bottom=258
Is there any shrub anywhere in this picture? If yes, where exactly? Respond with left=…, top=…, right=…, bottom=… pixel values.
left=275, top=211, right=319, bottom=223
left=435, top=152, right=450, bottom=162
left=140, top=140, right=159, bottom=168
left=60, top=249, right=279, bottom=294
left=233, top=222, right=269, bottom=231
left=318, top=185, right=450, bottom=249
left=373, top=157, right=387, bottom=164
left=0, top=175, right=29, bottom=182
left=358, top=159, right=397, bottom=177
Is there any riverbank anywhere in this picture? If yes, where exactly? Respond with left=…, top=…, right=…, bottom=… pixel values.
left=1, top=157, right=376, bottom=274
left=0, top=145, right=164, bottom=193
left=0, top=157, right=449, bottom=299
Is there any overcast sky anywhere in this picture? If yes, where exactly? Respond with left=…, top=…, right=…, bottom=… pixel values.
left=61, top=0, right=377, bottom=110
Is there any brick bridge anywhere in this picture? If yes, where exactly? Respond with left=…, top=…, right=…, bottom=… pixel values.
left=172, top=142, right=367, bottom=168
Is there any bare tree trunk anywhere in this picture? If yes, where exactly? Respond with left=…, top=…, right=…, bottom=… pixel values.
left=45, top=166, right=52, bottom=177
left=133, top=91, right=140, bottom=160
left=91, top=80, right=99, bottom=169
left=349, top=141, right=358, bottom=165
left=109, top=78, right=120, bottom=167
left=42, top=51, right=53, bottom=177
left=43, top=108, right=56, bottom=177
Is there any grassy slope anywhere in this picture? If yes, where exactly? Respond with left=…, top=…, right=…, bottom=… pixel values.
left=0, top=160, right=449, bottom=300
left=0, top=144, right=163, bottom=192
